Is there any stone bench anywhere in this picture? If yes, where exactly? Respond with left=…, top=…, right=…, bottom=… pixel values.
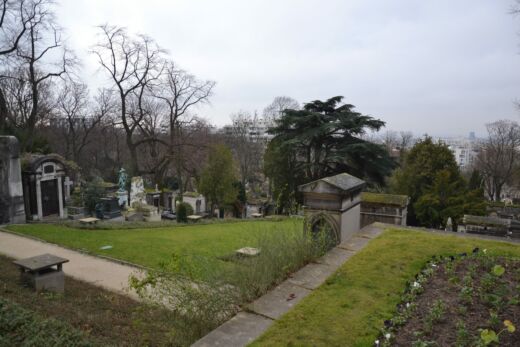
left=13, top=254, right=69, bottom=293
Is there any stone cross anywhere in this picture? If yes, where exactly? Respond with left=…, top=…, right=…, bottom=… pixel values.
left=64, top=177, right=73, bottom=199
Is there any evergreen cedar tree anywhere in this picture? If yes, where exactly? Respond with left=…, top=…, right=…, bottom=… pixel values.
left=264, top=96, right=395, bottom=213
left=390, top=137, right=486, bottom=228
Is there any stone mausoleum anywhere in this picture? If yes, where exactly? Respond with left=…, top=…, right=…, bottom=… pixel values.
left=22, top=154, right=70, bottom=221
left=299, top=172, right=365, bottom=246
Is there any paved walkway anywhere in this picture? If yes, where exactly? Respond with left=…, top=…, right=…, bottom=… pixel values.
left=0, top=229, right=142, bottom=299
left=192, top=224, right=383, bottom=347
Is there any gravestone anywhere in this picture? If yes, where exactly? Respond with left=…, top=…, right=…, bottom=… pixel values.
left=99, top=197, right=121, bottom=219
left=130, top=176, right=146, bottom=207
left=0, top=136, right=25, bottom=224
left=116, top=168, right=129, bottom=207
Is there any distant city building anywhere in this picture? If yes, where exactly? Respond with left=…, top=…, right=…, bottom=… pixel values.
left=437, top=134, right=480, bottom=171
left=221, top=116, right=274, bottom=142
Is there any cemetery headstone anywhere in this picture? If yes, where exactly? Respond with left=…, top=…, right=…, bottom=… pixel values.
left=117, top=168, right=129, bottom=207
left=130, top=176, right=146, bottom=207
left=0, top=136, right=25, bottom=224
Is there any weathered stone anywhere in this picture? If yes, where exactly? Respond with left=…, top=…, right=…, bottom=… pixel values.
left=337, top=236, right=370, bottom=252
left=315, top=247, right=355, bottom=267
left=287, top=262, right=336, bottom=290
left=357, top=225, right=384, bottom=239
left=298, top=172, right=365, bottom=247
left=191, top=312, right=273, bottom=347
left=130, top=176, right=146, bottom=207
left=248, top=281, right=311, bottom=320
left=0, top=136, right=25, bottom=224
left=236, top=247, right=260, bottom=257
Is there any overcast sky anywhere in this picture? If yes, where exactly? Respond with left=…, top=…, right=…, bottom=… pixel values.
left=56, top=0, right=520, bottom=137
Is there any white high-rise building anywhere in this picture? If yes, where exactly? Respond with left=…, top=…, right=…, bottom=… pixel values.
left=438, top=133, right=480, bottom=171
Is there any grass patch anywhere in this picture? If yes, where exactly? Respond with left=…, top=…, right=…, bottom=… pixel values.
left=130, top=226, right=332, bottom=345
left=250, top=229, right=520, bottom=347
left=6, top=219, right=301, bottom=276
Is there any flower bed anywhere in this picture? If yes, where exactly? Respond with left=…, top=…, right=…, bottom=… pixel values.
left=377, top=249, right=519, bottom=346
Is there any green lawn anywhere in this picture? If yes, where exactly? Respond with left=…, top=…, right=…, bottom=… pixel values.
left=6, top=219, right=302, bottom=273
left=250, top=228, right=520, bottom=347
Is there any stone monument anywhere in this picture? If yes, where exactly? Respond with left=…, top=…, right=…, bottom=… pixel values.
left=130, top=176, right=147, bottom=207
left=0, top=136, right=25, bottom=224
left=298, top=172, right=366, bottom=248
left=117, top=168, right=129, bottom=208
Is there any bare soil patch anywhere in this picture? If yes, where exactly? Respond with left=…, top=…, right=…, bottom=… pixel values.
left=381, top=252, right=520, bottom=346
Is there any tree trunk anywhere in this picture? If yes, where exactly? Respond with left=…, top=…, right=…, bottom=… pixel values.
left=0, top=88, right=8, bottom=133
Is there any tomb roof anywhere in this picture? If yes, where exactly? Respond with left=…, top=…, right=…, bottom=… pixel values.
left=361, top=192, right=409, bottom=207
left=298, top=172, right=365, bottom=194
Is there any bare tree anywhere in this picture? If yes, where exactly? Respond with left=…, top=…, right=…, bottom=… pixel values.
left=476, top=120, right=520, bottom=201
left=152, top=61, right=215, bottom=187
left=1, top=0, right=74, bottom=151
left=263, top=96, right=299, bottom=124
left=0, top=0, right=39, bottom=130
left=226, top=111, right=264, bottom=187
left=55, top=81, right=112, bottom=163
left=91, top=24, right=165, bottom=175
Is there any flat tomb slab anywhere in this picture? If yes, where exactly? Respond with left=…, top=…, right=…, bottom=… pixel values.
left=287, top=262, right=336, bottom=290
left=337, top=236, right=370, bottom=252
left=248, top=281, right=311, bottom=320
left=187, top=215, right=203, bottom=220
left=192, top=312, right=273, bottom=347
left=316, top=247, right=355, bottom=267
left=79, top=217, right=100, bottom=224
left=236, top=247, right=260, bottom=257
left=357, top=226, right=384, bottom=239
left=13, top=253, right=69, bottom=272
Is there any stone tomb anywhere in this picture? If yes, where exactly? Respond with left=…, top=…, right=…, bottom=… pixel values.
left=98, top=197, right=122, bottom=219
left=360, top=192, right=409, bottom=228
left=298, top=173, right=366, bottom=247
left=22, top=154, right=69, bottom=221
left=130, top=176, right=146, bottom=207
left=13, top=253, right=69, bottom=293
left=0, top=136, right=26, bottom=224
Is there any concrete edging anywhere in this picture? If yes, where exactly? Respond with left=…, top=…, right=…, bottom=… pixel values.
left=191, top=224, right=384, bottom=347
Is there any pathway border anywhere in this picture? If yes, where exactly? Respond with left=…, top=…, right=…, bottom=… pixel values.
left=0, top=228, right=143, bottom=299
left=191, top=224, right=384, bottom=347
left=191, top=223, right=520, bottom=347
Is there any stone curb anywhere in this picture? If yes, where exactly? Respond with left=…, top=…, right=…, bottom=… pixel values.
left=191, top=225, right=383, bottom=347
left=374, top=222, right=520, bottom=244
left=0, top=227, right=149, bottom=271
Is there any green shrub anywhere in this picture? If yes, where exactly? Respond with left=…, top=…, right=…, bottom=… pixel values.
left=82, top=178, right=105, bottom=214
left=0, top=298, right=93, bottom=346
left=176, top=202, right=194, bottom=223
